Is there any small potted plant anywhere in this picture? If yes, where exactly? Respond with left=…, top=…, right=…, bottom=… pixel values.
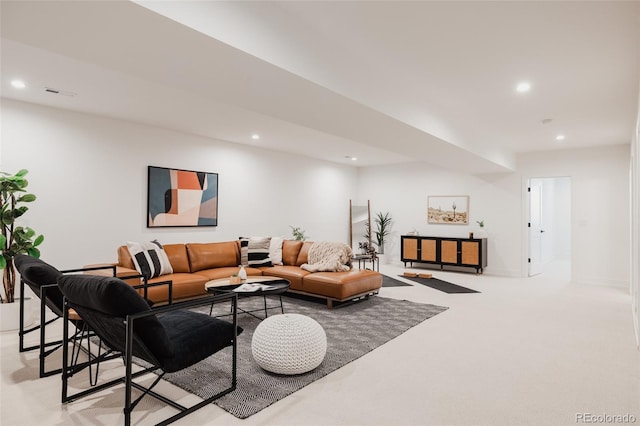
left=289, top=226, right=307, bottom=241
left=475, top=220, right=488, bottom=238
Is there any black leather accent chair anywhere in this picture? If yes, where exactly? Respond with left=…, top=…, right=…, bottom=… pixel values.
left=14, top=254, right=118, bottom=377
left=58, top=274, right=241, bottom=426
left=14, top=254, right=171, bottom=379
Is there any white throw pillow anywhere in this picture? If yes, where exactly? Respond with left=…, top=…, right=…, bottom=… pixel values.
left=269, top=236, right=284, bottom=265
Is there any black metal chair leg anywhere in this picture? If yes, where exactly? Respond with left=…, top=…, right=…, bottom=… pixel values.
left=87, top=332, right=104, bottom=387
left=70, top=325, right=84, bottom=373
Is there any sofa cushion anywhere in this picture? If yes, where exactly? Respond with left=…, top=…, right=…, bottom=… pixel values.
left=260, top=265, right=310, bottom=290
left=145, top=273, right=209, bottom=303
left=119, top=244, right=190, bottom=274
left=302, top=270, right=382, bottom=300
left=296, top=241, right=314, bottom=266
left=126, top=240, right=173, bottom=280
left=282, top=240, right=303, bottom=266
left=193, top=266, right=263, bottom=281
left=118, top=245, right=136, bottom=270
left=186, top=242, right=239, bottom=272
left=163, top=244, right=190, bottom=273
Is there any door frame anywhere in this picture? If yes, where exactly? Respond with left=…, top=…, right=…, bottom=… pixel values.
left=528, top=180, right=543, bottom=276
left=524, top=176, right=572, bottom=278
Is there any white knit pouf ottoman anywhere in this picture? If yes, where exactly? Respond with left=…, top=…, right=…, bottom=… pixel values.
left=251, top=314, right=327, bottom=375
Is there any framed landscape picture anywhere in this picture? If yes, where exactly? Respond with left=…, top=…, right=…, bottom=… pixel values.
left=147, top=166, right=218, bottom=227
left=427, top=195, right=469, bottom=225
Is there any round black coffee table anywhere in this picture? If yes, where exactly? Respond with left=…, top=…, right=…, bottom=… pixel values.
left=205, top=276, right=290, bottom=319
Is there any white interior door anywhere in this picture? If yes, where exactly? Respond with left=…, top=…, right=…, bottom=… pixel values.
left=529, top=181, right=543, bottom=276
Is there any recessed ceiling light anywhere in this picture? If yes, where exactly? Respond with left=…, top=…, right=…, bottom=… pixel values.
left=516, top=82, right=531, bottom=93
left=251, top=134, right=260, bottom=140
left=555, top=134, right=566, bottom=141
left=11, top=80, right=26, bottom=89
left=344, top=155, right=357, bottom=161
left=351, top=157, right=357, bottom=161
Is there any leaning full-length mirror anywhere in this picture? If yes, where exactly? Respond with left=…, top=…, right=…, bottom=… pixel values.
left=349, top=200, right=371, bottom=253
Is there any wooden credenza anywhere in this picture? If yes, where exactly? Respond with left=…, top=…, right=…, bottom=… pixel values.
left=401, top=235, right=487, bottom=274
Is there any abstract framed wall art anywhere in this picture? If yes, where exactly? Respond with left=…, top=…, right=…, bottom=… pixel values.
left=147, top=166, right=218, bottom=227
left=427, top=195, right=469, bottom=225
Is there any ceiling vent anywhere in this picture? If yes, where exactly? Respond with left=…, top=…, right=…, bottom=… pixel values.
left=44, top=87, right=77, bottom=97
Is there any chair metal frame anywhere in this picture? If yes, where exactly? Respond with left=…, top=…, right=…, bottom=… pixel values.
left=18, top=265, right=117, bottom=377
left=64, top=279, right=175, bottom=386
left=61, top=292, right=239, bottom=426
left=19, top=263, right=174, bottom=378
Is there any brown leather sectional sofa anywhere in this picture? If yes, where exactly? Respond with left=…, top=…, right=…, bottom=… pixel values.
left=108, top=239, right=382, bottom=308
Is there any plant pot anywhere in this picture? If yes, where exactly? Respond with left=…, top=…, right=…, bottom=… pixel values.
left=377, top=253, right=389, bottom=265
left=0, top=297, right=36, bottom=332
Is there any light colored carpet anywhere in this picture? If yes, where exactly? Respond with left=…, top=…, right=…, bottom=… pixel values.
left=3, top=262, right=639, bottom=425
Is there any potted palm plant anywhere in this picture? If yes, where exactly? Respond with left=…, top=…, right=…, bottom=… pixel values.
left=1, top=169, right=44, bottom=318
left=374, top=211, right=392, bottom=263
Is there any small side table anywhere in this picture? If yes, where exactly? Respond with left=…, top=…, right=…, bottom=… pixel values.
left=352, top=253, right=379, bottom=272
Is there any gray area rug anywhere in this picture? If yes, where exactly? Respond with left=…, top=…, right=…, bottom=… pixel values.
left=158, top=295, right=448, bottom=419
left=400, top=275, right=480, bottom=293
left=382, top=274, right=413, bottom=287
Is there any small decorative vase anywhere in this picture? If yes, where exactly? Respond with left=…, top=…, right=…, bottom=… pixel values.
left=238, top=265, right=247, bottom=281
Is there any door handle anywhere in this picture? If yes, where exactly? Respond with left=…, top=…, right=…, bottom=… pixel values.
left=540, top=230, right=545, bottom=233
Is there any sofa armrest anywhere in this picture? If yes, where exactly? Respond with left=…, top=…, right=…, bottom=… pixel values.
left=65, top=264, right=117, bottom=276
left=83, top=263, right=140, bottom=277
left=131, top=278, right=174, bottom=306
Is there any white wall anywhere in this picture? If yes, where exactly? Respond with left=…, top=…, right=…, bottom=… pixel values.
left=1, top=99, right=357, bottom=269
left=517, top=146, right=630, bottom=286
left=631, top=93, right=640, bottom=348
left=357, top=145, right=630, bottom=285
left=1, top=99, right=631, bottom=288
left=356, top=163, right=523, bottom=276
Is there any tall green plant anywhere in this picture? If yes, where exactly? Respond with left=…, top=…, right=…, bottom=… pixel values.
left=374, top=211, right=392, bottom=254
left=1, top=169, right=44, bottom=303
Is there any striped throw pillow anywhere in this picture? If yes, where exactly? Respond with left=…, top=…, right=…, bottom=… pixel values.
left=126, top=240, right=173, bottom=280
left=245, top=236, right=272, bottom=267
left=239, top=238, right=249, bottom=266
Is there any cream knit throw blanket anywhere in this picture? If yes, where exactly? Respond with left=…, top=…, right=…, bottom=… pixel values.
left=301, top=241, right=353, bottom=272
